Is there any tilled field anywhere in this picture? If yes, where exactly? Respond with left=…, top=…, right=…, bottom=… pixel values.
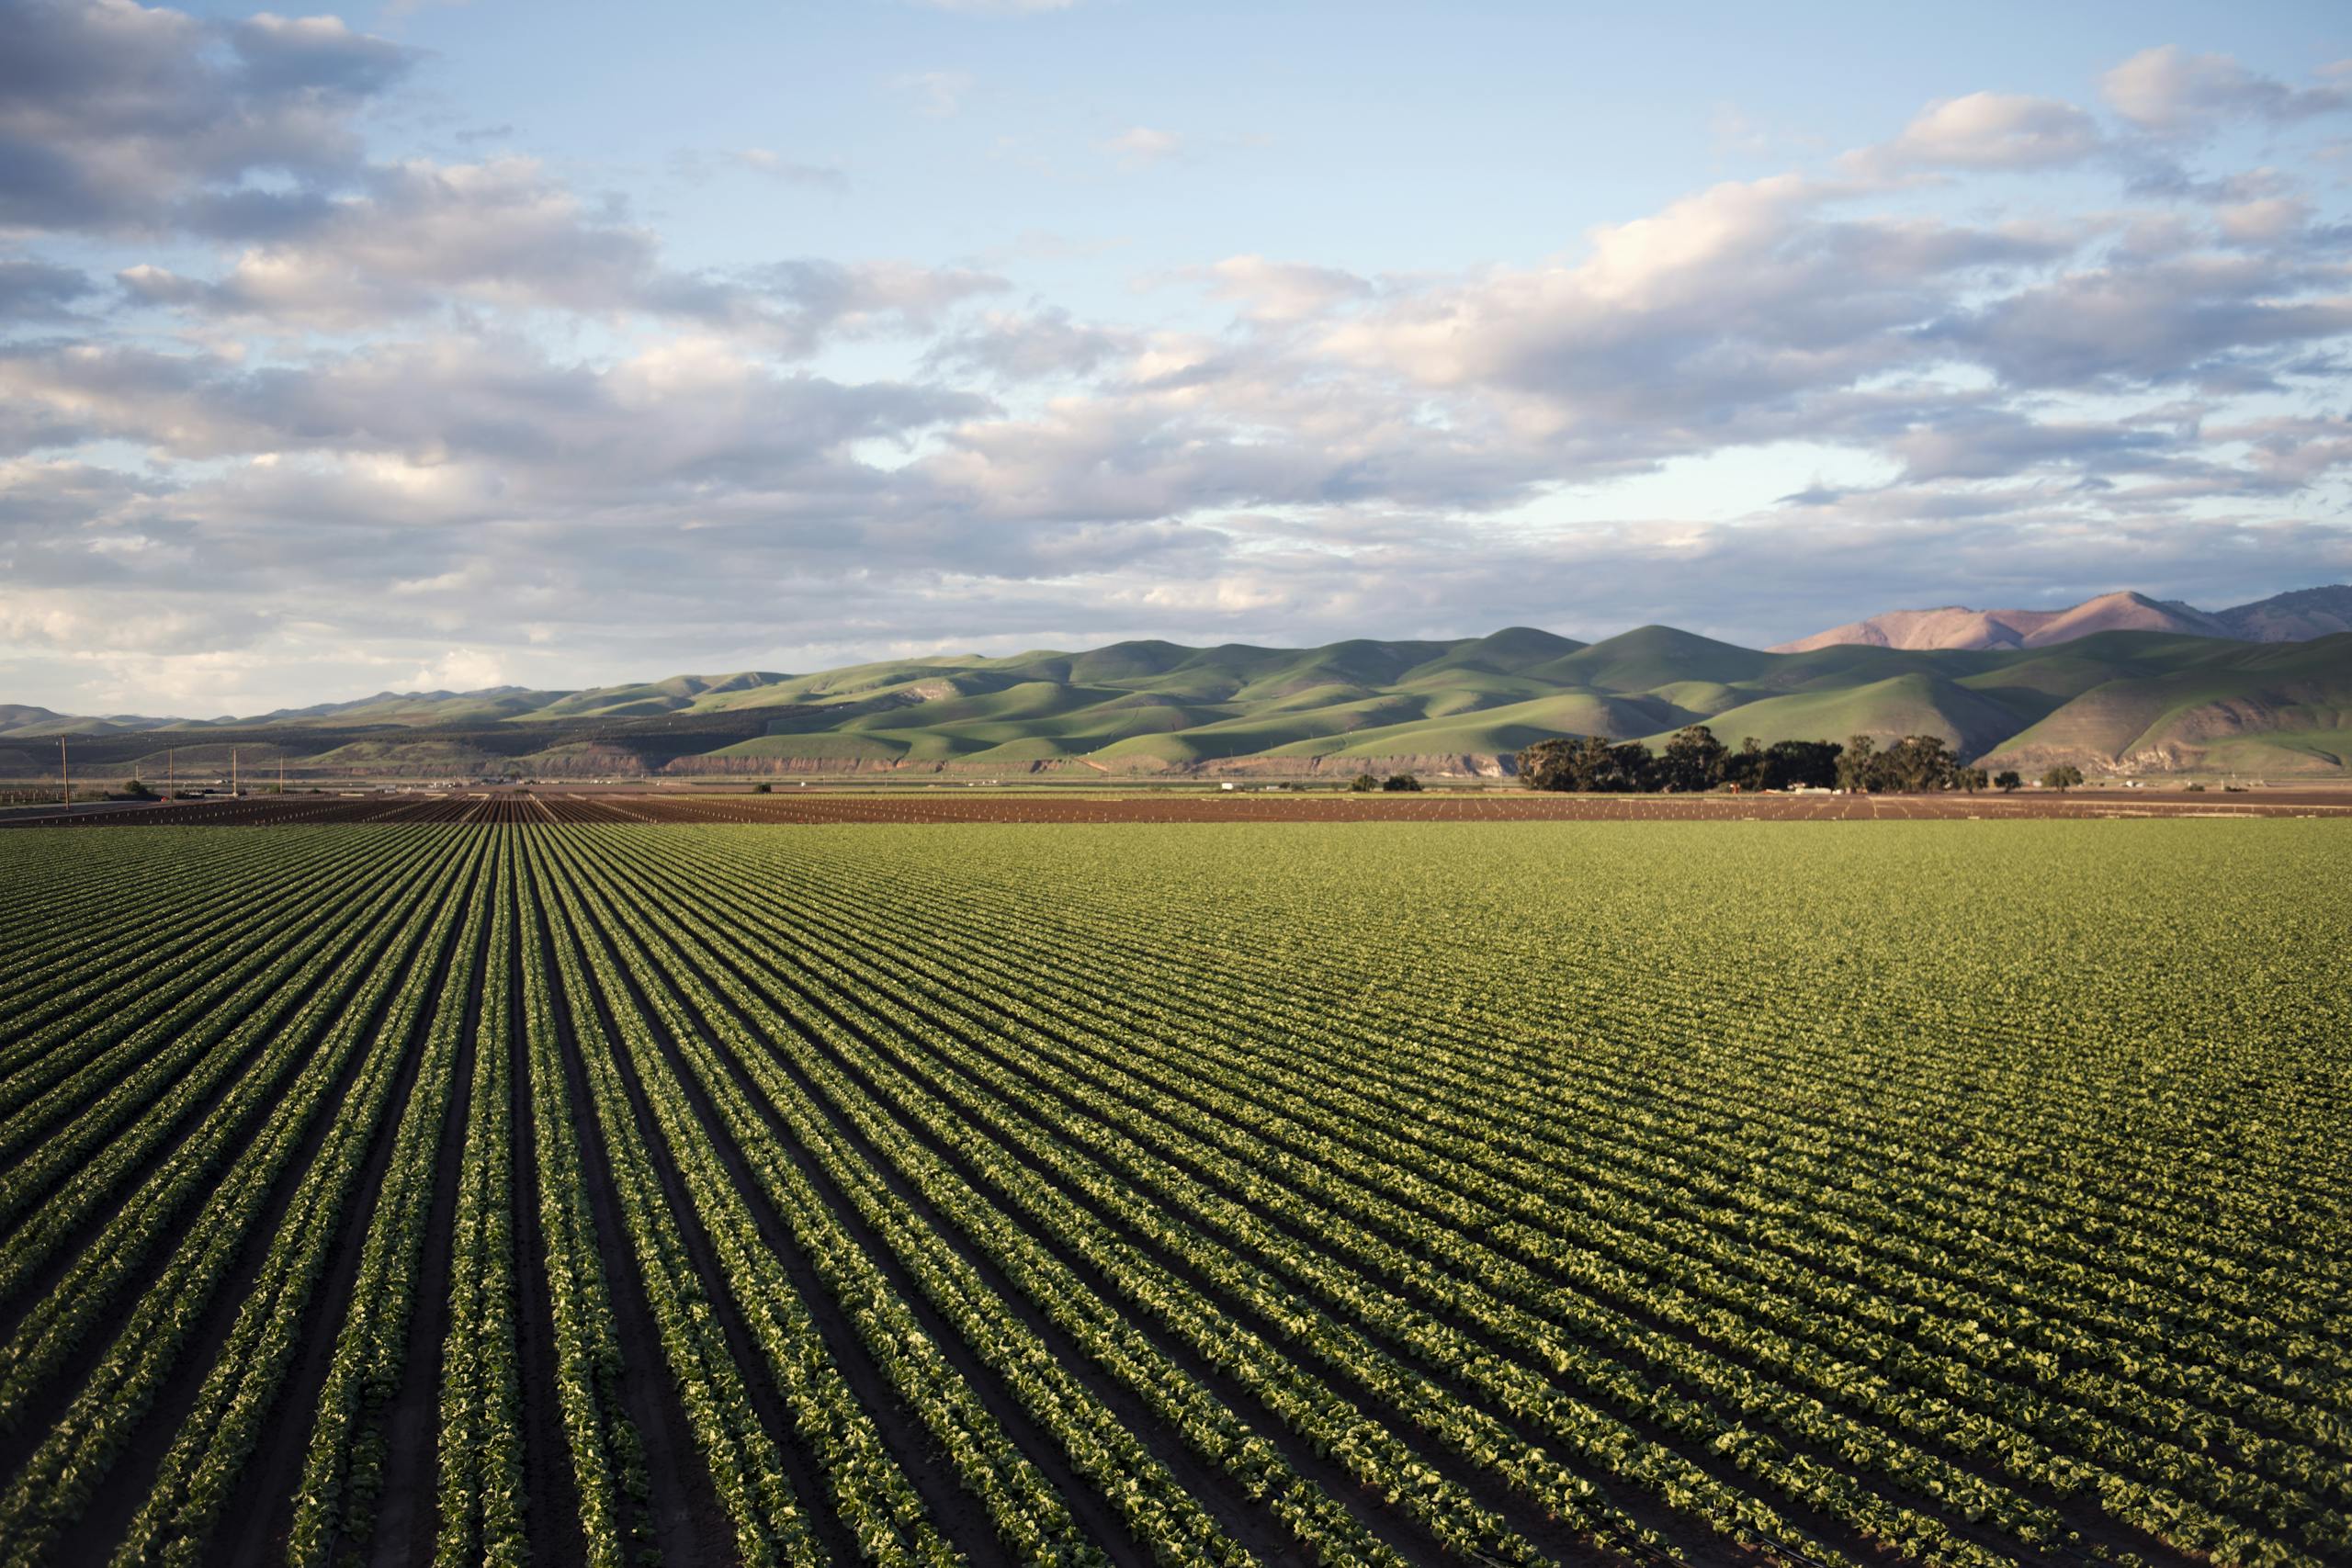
left=0, top=820, right=2346, bottom=1568
left=12, top=784, right=2350, bottom=828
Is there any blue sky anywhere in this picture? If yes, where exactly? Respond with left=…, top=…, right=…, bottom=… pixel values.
left=3, top=0, right=2349, bottom=714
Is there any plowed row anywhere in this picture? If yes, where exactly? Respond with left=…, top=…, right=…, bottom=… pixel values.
left=0, top=821, right=2344, bottom=1568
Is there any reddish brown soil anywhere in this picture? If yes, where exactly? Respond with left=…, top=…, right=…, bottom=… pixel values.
left=12, top=787, right=2348, bottom=828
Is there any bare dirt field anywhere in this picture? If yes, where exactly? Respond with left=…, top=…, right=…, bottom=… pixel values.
left=11, top=785, right=2348, bottom=828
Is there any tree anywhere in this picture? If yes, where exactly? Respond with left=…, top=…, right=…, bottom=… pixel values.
left=1836, top=735, right=1879, bottom=793
left=122, top=778, right=156, bottom=800
left=1722, top=736, right=1767, bottom=793
left=1350, top=773, right=1380, bottom=793
left=1882, top=734, right=1959, bottom=792
left=751, top=782, right=773, bottom=794
left=1658, top=725, right=1729, bottom=793
left=1514, top=739, right=1574, bottom=792
left=1381, top=773, right=1423, bottom=792
left=2041, top=763, right=2085, bottom=792
left=1995, top=770, right=2021, bottom=793
left=1517, top=734, right=1660, bottom=793
left=1764, top=739, right=1843, bottom=790
left=1956, top=766, right=1989, bottom=794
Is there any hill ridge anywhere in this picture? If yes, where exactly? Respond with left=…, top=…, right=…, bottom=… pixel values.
left=1773, top=584, right=2349, bottom=654
left=9, top=621, right=2350, bottom=780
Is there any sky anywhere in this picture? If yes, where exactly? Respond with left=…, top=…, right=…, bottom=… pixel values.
left=2, top=0, right=2349, bottom=716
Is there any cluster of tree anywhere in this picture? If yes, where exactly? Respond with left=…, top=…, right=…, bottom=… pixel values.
left=1518, top=727, right=2066, bottom=795
left=1834, top=734, right=1988, bottom=793
left=1518, top=729, right=1845, bottom=793
left=1350, top=773, right=1423, bottom=792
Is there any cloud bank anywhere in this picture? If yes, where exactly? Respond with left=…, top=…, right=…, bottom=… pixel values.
left=2, top=0, right=2349, bottom=714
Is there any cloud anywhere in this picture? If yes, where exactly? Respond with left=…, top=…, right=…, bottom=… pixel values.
left=1883, top=407, right=2182, bottom=483
left=1316, top=174, right=2071, bottom=444
left=1923, top=253, right=2352, bottom=389
left=0, top=255, right=95, bottom=319
left=111, top=157, right=1000, bottom=347
left=407, top=647, right=504, bottom=690
left=1861, top=92, right=2104, bottom=172
left=113, top=157, right=673, bottom=326
left=745, top=258, right=1010, bottom=351
left=0, top=333, right=989, bottom=479
left=2102, top=46, right=2350, bottom=133
left=0, top=0, right=414, bottom=234
left=925, top=308, right=1133, bottom=379
left=1194, top=255, right=1370, bottom=321
left=6, top=16, right=2352, bottom=714
left=1103, top=126, right=1182, bottom=168
left=893, top=69, right=972, bottom=118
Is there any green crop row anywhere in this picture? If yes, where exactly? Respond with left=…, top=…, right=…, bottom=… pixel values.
left=0, top=818, right=2341, bottom=1568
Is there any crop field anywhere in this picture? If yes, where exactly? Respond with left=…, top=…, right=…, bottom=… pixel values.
left=0, top=819, right=2345, bottom=1568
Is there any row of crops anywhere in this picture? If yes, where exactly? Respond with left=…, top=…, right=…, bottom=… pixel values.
left=0, top=819, right=2344, bottom=1566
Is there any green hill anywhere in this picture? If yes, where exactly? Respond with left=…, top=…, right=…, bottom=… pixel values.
left=10, top=628, right=2347, bottom=780
left=1680, top=673, right=2024, bottom=757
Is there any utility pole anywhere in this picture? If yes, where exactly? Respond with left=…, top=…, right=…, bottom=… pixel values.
left=232, top=747, right=239, bottom=796
left=167, top=747, right=175, bottom=800
left=279, top=755, right=285, bottom=795
left=59, top=737, right=68, bottom=807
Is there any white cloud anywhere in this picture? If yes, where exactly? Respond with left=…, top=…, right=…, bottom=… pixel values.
left=1862, top=92, right=2104, bottom=172
left=2103, top=46, right=2350, bottom=132
left=1195, top=255, right=1369, bottom=321
left=408, top=648, right=505, bottom=691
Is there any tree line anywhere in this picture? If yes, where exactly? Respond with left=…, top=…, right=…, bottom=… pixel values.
left=1517, top=727, right=2082, bottom=794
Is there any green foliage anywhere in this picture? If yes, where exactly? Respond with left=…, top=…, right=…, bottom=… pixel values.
left=1523, top=730, right=1847, bottom=794
left=1995, top=771, right=2022, bottom=792
left=1380, top=773, right=1422, bottom=792
left=1831, top=733, right=1965, bottom=793
left=1657, top=726, right=1728, bottom=793
left=2042, top=763, right=2086, bottom=791
left=1349, top=773, right=1379, bottom=793
left=1515, top=734, right=1657, bottom=792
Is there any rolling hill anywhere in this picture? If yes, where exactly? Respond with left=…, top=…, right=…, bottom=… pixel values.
left=9, top=619, right=2350, bottom=780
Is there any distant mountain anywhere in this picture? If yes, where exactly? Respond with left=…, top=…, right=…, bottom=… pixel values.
left=0, top=705, right=185, bottom=738
left=2212, top=585, right=2352, bottom=642
left=9, top=620, right=2350, bottom=778
left=1772, top=585, right=2349, bottom=653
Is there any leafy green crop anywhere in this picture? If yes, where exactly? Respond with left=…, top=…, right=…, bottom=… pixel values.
left=0, top=819, right=2343, bottom=1568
